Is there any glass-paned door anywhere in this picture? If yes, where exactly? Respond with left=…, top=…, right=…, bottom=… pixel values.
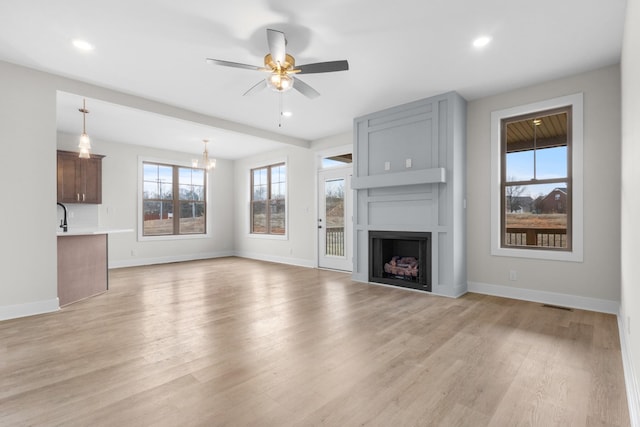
left=318, top=167, right=352, bottom=271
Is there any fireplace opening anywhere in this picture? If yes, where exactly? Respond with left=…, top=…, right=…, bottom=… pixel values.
left=369, top=231, right=431, bottom=292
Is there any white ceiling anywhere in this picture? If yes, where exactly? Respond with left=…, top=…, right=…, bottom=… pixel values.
left=0, top=0, right=628, bottom=158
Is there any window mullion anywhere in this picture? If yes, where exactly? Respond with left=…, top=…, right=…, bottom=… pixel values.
left=173, top=166, right=179, bottom=235
left=266, top=165, right=272, bottom=234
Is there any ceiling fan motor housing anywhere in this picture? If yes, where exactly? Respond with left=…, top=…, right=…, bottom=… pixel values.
left=264, top=53, right=296, bottom=72
left=264, top=53, right=297, bottom=92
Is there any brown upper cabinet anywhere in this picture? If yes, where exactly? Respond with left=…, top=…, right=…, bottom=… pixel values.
left=57, top=150, right=104, bottom=204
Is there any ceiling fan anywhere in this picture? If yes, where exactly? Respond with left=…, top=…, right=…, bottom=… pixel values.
left=206, top=28, right=349, bottom=99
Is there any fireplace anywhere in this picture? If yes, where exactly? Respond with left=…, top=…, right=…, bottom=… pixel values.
left=353, top=92, right=466, bottom=297
left=369, top=231, right=431, bottom=292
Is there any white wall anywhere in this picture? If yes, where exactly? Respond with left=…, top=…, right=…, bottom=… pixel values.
left=620, top=0, right=640, bottom=421
left=232, top=131, right=353, bottom=268
left=310, top=131, right=351, bottom=151
left=0, top=62, right=59, bottom=320
left=233, top=146, right=317, bottom=267
left=57, top=132, right=235, bottom=267
left=467, top=65, right=621, bottom=312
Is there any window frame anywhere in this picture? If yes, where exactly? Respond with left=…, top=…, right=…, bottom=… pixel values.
left=490, top=93, right=583, bottom=262
left=137, top=157, right=210, bottom=242
left=249, top=162, right=288, bottom=237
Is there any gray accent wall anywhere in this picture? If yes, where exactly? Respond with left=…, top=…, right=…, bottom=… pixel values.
left=352, top=92, right=467, bottom=297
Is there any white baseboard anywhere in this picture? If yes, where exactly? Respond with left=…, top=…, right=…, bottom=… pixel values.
left=109, top=251, right=235, bottom=269
left=0, top=298, right=59, bottom=322
left=233, top=251, right=316, bottom=269
left=467, top=281, right=619, bottom=314
left=618, top=309, right=640, bottom=427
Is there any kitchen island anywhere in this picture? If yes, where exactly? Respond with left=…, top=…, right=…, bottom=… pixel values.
left=57, top=228, right=131, bottom=307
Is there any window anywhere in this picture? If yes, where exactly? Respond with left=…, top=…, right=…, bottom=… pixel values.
left=501, top=106, right=571, bottom=250
left=491, top=93, right=583, bottom=262
left=251, top=163, right=286, bottom=235
left=321, top=153, right=352, bottom=169
left=142, top=162, right=206, bottom=236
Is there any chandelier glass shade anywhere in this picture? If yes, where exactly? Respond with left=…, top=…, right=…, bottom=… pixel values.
left=192, top=139, right=216, bottom=170
left=78, top=99, right=91, bottom=159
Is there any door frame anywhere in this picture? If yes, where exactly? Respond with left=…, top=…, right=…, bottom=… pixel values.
left=316, top=145, right=353, bottom=271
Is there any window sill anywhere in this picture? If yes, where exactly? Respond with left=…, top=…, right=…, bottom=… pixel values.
left=491, top=246, right=583, bottom=263
left=137, top=233, right=210, bottom=242
left=247, top=233, right=288, bottom=241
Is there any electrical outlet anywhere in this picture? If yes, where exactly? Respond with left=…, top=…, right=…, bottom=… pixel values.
left=509, top=270, right=517, bottom=281
left=405, top=158, right=412, bottom=168
left=131, top=249, right=136, bottom=257
left=69, top=211, right=75, bottom=219
left=384, top=161, right=390, bottom=171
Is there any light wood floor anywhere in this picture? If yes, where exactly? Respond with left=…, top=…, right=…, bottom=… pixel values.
left=0, top=257, right=630, bottom=426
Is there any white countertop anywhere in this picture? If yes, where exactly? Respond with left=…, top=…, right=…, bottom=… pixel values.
left=57, top=227, right=134, bottom=236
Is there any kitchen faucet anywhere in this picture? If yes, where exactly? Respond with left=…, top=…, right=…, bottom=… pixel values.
left=57, top=202, right=68, bottom=232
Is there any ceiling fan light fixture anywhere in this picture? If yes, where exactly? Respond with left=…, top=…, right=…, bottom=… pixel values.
left=266, top=73, right=294, bottom=92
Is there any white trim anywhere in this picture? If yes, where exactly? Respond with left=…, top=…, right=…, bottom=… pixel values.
left=619, top=308, right=640, bottom=427
left=0, top=298, right=59, bottom=322
left=233, top=250, right=315, bottom=269
left=490, top=93, right=584, bottom=262
left=137, top=156, right=212, bottom=242
left=317, top=166, right=354, bottom=272
left=315, top=144, right=353, bottom=270
left=109, top=251, right=234, bottom=269
left=467, top=281, right=618, bottom=314
left=246, top=232, right=288, bottom=241
left=246, top=157, right=289, bottom=239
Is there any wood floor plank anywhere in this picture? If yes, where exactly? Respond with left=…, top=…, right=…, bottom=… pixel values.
left=0, top=257, right=630, bottom=426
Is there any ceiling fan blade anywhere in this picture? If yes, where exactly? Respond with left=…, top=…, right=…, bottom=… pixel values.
left=206, top=58, right=262, bottom=71
left=293, top=77, right=320, bottom=99
left=243, top=80, right=267, bottom=96
left=266, top=29, right=286, bottom=65
left=296, top=60, right=349, bottom=74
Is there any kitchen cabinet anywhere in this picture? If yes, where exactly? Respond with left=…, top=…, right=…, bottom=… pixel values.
left=57, top=150, right=104, bottom=204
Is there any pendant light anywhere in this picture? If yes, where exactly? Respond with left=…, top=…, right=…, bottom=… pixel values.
left=192, top=139, right=216, bottom=170
left=78, top=99, right=91, bottom=159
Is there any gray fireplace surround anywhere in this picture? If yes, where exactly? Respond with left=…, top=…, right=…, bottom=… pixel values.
left=352, top=91, right=467, bottom=297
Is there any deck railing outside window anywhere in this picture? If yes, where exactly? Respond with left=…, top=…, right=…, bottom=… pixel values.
left=505, top=227, right=567, bottom=248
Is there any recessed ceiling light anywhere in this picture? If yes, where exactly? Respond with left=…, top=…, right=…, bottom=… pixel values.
left=72, top=39, right=94, bottom=51
left=473, top=36, right=491, bottom=48
left=281, top=111, right=292, bottom=117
